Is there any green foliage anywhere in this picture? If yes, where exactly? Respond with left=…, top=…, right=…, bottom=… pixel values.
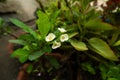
left=85, top=19, right=115, bottom=31
left=0, top=18, right=3, bottom=25
left=88, top=38, right=118, bottom=61
left=81, top=62, right=96, bottom=75
left=36, top=10, right=51, bottom=38
left=27, top=64, right=33, bottom=73
left=69, top=39, right=88, bottom=51
left=10, top=18, right=38, bottom=39
left=9, top=0, right=120, bottom=79
left=9, top=40, right=27, bottom=45
left=11, top=48, right=30, bottom=63
left=0, top=17, right=12, bottom=37
left=114, top=40, right=120, bottom=46
left=99, top=63, right=120, bottom=80
left=28, top=50, right=45, bottom=61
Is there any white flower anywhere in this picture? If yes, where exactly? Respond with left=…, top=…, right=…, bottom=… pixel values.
left=60, top=34, right=69, bottom=42
left=90, top=0, right=108, bottom=12
left=45, top=33, right=56, bottom=42
left=58, top=28, right=67, bottom=33
left=90, top=1, right=94, bottom=6
left=97, top=0, right=108, bottom=7
left=52, top=41, right=61, bottom=49
left=112, top=7, right=119, bottom=13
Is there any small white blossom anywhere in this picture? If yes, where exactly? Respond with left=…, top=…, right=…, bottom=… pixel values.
left=45, top=33, right=56, bottom=42
left=97, top=0, right=108, bottom=7
left=37, top=73, right=41, bottom=76
left=90, top=0, right=108, bottom=12
left=52, top=41, right=61, bottom=49
left=58, top=28, right=67, bottom=33
left=60, top=34, right=69, bottom=42
left=90, top=1, right=94, bottom=6
left=112, top=7, right=119, bottom=13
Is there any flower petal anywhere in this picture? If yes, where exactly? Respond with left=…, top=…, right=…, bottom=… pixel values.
left=58, top=28, right=67, bottom=33
left=52, top=41, right=61, bottom=49
left=60, top=34, right=69, bottom=42
left=45, top=33, right=56, bottom=42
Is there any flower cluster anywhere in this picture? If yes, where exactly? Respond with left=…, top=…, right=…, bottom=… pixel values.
left=45, top=28, right=69, bottom=49
left=90, top=0, right=108, bottom=11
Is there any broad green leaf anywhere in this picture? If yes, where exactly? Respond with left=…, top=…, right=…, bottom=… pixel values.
left=88, top=38, right=118, bottom=61
left=10, top=18, right=37, bottom=39
left=36, top=10, right=51, bottom=38
left=114, top=40, right=120, bottom=46
left=28, top=50, right=45, bottom=61
left=28, top=45, right=51, bottom=61
left=9, top=39, right=27, bottom=45
left=69, top=39, right=88, bottom=51
left=85, top=19, right=115, bottom=31
left=11, top=48, right=29, bottom=63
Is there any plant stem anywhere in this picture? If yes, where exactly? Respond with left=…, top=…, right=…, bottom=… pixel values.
left=37, top=0, right=45, bottom=12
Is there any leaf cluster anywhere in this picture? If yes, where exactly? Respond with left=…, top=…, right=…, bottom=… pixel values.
left=9, top=0, right=120, bottom=79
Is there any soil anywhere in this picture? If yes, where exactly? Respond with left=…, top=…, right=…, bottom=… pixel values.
left=0, top=35, right=21, bottom=80
left=0, top=15, right=36, bottom=80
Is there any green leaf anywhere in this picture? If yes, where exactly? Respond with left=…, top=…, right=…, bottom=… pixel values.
left=69, top=39, right=88, bottom=51
left=114, top=40, right=120, bottom=46
left=36, top=10, right=51, bottom=38
left=9, top=39, right=27, bottom=45
left=42, top=45, right=52, bottom=53
left=85, top=19, right=115, bottom=31
left=81, top=62, right=96, bottom=75
left=88, top=38, right=118, bottom=61
left=18, top=34, right=34, bottom=40
left=99, top=63, right=108, bottom=80
left=11, top=48, right=29, bottom=63
left=0, top=17, right=3, bottom=26
left=10, top=18, right=37, bottom=39
left=107, top=78, right=118, bottom=80
left=27, top=64, right=33, bottom=73
left=50, top=10, right=60, bottom=24
left=28, top=50, right=45, bottom=61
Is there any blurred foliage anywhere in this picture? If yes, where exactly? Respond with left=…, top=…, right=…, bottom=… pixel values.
left=0, top=0, right=6, bottom=2
left=9, top=0, right=120, bottom=80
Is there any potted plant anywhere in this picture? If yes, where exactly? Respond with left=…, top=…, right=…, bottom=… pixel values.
left=9, top=0, right=120, bottom=80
